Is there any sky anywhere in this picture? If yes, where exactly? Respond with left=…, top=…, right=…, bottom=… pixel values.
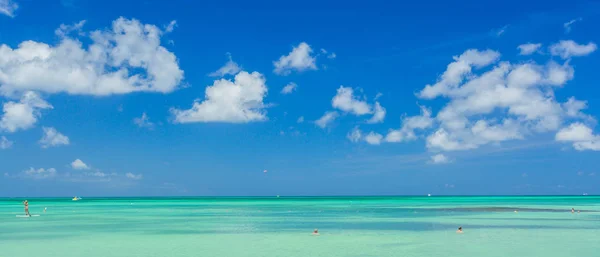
left=0, top=0, right=600, bottom=197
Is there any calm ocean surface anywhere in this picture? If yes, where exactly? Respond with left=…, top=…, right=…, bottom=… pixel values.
left=1, top=196, right=599, bottom=257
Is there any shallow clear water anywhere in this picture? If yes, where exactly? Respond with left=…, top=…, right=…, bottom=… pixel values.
left=1, top=196, right=599, bottom=257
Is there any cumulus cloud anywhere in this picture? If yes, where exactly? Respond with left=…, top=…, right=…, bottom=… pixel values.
left=320, top=48, right=337, bottom=59
left=555, top=122, right=600, bottom=151
left=39, top=127, right=70, bottom=148
left=281, top=82, right=297, bottom=94
left=413, top=44, right=592, bottom=151
left=273, top=42, right=317, bottom=75
left=364, top=132, right=383, bottom=145
left=366, top=102, right=386, bottom=124
left=208, top=53, right=241, bottom=77
left=297, top=116, right=304, bottom=123
left=549, top=40, right=597, bottom=59
left=0, top=17, right=184, bottom=97
left=517, top=43, right=542, bottom=55
left=430, top=154, right=450, bottom=164
left=0, top=0, right=18, bottom=17
left=418, top=49, right=501, bottom=99
left=71, top=159, right=90, bottom=170
left=564, top=18, right=582, bottom=33
left=125, top=172, right=143, bottom=180
left=315, top=111, right=338, bottom=129
left=171, top=71, right=268, bottom=123
left=385, top=106, right=434, bottom=143
left=332, top=86, right=372, bottom=115
left=133, top=112, right=154, bottom=128
left=0, top=91, right=52, bottom=132
left=0, top=136, right=12, bottom=149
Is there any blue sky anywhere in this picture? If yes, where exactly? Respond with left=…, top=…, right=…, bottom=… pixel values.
left=1, top=0, right=599, bottom=197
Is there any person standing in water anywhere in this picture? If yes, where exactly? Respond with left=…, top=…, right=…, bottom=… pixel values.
left=456, top=227, right=463, bottom=234
left=23, top=200, right=31, bottom=217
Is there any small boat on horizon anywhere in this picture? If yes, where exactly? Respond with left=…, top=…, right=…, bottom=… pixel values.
left=72, top=196, right=81, bottom=201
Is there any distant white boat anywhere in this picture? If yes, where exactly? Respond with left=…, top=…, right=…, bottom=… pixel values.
left=72, top=196, right=81, bottom=201
left=427, top=194, right=431, bottom=197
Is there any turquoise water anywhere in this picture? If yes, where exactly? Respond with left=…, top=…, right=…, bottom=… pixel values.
left=1, top=196, right=599, bottom=257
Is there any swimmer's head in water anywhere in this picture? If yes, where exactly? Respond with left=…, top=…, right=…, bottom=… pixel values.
left=458, top=227, right=462, bottom=231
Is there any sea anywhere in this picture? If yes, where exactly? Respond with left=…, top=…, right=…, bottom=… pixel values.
left=1, top=196, right=599, bottom=257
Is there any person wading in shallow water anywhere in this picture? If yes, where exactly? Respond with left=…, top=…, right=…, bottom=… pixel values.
left=456, top=227, right=463, bottom=234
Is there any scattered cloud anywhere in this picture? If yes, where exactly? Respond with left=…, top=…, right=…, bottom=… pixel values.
left=413, top=44, right=587, bottom=152
left=517, top=43, right=542, bottom=55
left=321, top=48, right=337, bottom=59
left=418, top=49, right=501, bottom=99
left=347, top=126, right=362, bottom=142
left=208, top=53, right=241, bottom=77
left=0, top=136, right=12, bottom=149
left=281, top=82, right=297, bottom=94
left=39, top=127, right=70, bottom=148
left=133, top=112, right=154, bottom=128
left=549, top=40, right=597, bottom=59
left=171, top=71, right=268, bottom=123
left=555, top=122, right=600, bottom=151
left=364, top=132, right=383, bottom=145
left=71, top=159, right=90, bottom=170
left=0, top=92, right=53, bottom=133
left=494, top=25, right=508, bottom=37
left=273, top=42, right=317, bottom=75
left=366, top=102, right=386, bottom=124
left=315, top=111, right=338, bottom=129
left=20, top=167, right=57, bottom=179
left=385, top=105, right=434, bottom=143
left=0, top=0, right=18, bottom=17
left=297, top=116, right=304, bottom=123
left=564, top=18, right=582, bottom=33
left=332, top=86, right=372, bottom=115
left=125, top=172, right=143, bottom=180
left=165, top=20, right=177, bottom=33
left=430, top=154, right=450, bottom=164
left=55, top=20, right=87, bottom=38
left=0, top=17, right=184, bottom=97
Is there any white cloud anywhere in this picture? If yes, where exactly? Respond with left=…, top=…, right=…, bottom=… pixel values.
left=495, top=25, right=508, bottom=37
left=555, top=122, right=600, bottom=151
left=430, top=154, right=450, bottom=164
left=55, top=20, right=87, bottom=38
left=21, top=167, right=57, bottom=179
left=549, top=40, right=597, bottom=59
left=165, top=20, right=177, bottom=33
left=315, top=111, right=338, bottom=129
left=347, top=126, right=362, bottom=142
left=418, top=49, right=501, bottom=99
left=273, top=42, right=317, bottom=75
left=332, top=86, right=372, bottom=115
left=0, top=0, right=17, bottom=17
left=366, top=102, right=386, bottom=124
left=281, top=82, right=297, bottom=94
left=208, top=53, right=241, bottom=77
left=0, top=91, right=52, bottom=132
left=385, top=106, right=434, bottom=143
left=71, top=159, right=90, bottom=170
left=364, top=132, right=383, bottom=145
left=564, top=18, right=582, bottom=33
left=171, top=71, right=268, bottom=123
left=39, top=127, right=70, bottom=148
left=413, top=45, right=589, bottom=151
left=297, top=116, right=304, bottom=123
left=0, top=17, right=184, bottom=97
left=0, top=136, right=12, bottom=149
left=125, top=172, right=143, bottom=180
left=517, top=43, right=542, bottom=55
left=133, top=112, right=154, bottom=128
